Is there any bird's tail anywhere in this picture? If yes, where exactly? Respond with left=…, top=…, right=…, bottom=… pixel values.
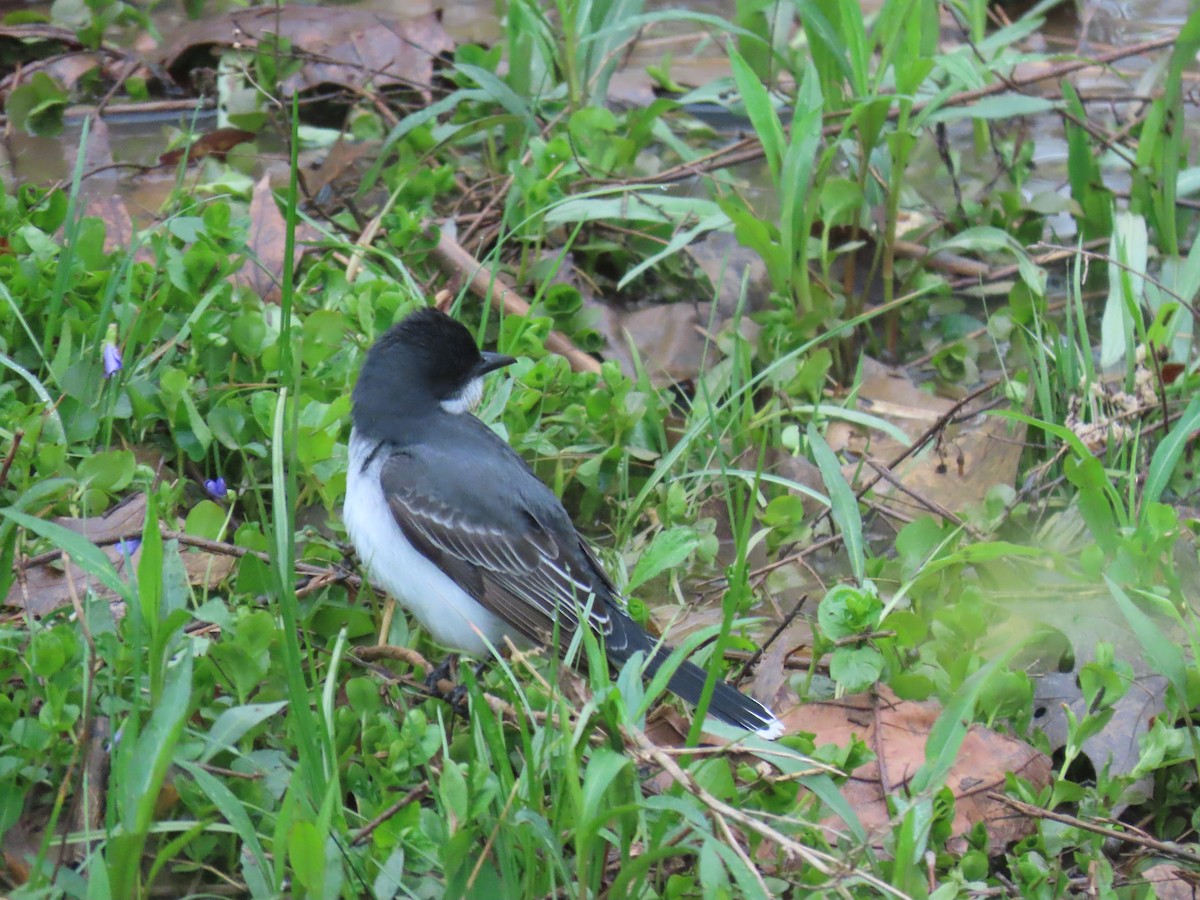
left=608, top=618, right=785, bottom=740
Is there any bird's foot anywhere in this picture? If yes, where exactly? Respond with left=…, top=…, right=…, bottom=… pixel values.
left=424, top=656, right=490, bottom=719
left=424, top=654, right=459, bottom=697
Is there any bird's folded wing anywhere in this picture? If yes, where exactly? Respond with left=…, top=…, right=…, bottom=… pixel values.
left=379, top=453, right=612, bottom=647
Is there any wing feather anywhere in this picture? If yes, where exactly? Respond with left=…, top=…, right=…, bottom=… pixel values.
left=380, top=453, right=610, bottom=648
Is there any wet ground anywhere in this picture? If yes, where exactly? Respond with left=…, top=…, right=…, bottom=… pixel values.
left=4, top=0, right=1196, bottom=195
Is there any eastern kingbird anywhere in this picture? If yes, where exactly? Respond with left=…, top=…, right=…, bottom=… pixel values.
left=344, top=307, right=784, bottom=739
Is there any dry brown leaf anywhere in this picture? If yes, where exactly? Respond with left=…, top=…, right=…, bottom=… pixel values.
left=302, top=136, right=375, bottom=200
left=5, top=495, right=234, bottom=616
left=6, top=496, right=144, bottom=616
left=829, top=359, right=1025, bottom=518
left=40, top=52, right=103, bottom=92
left=643, top=706, right=692, bottom=747
left=779, top=685, right=1052, bottom=852
left=873, top=407, right=1026, bottom=516
left=158, top=6, right=453, bottom=99
left=1034, top=671, right=1168, bottom=807
left=60, top=493, right=147, bottom=543
left=0, top=716, right=109, bottom=882
left=598, top=302, right=719, bottom=386
left=1144, top=863, right=1200, bottom=900
left=232, top=174, right=321, bottom=303
left=158, top=127, right=255, bottom=166
left=748, top=618, right=811, bottom=713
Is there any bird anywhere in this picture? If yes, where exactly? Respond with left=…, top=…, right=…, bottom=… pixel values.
left=343, top=306, right=784, bottom=739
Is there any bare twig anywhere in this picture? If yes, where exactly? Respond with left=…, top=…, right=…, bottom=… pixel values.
left=0, top=429, right=23, bottom=489
left=619, top=36, right=1177, bottom=188
left=989, top=793, right=1200, bottom=866
left=15, top=529, right=359, bottom=589
left=351, top=781, right=430, bottom=846
left=426, top=225, right=603, bottom=374
left=750, top=379, right=1003, bottom=584
left=1033, top=242, right=1200, bottom=324
left=862, top=459, right=982, bottom=539
left=732, top=594, right=807, bottom=686
left=353, top=644, right=431, bottom=670
left=624, top=726, right=910, bottom=896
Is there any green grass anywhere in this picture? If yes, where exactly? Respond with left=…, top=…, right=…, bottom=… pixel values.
left=1, top=0, right=1199, bottom=896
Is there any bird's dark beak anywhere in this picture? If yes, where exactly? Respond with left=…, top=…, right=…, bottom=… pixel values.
left=477, top=351, right=516, bottom=376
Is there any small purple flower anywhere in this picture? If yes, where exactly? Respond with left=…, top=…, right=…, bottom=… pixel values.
left=102, top=343, right=122, bottom=378
left=115, top=538, right=140, bottom=557
left=204, top=477, right=227, bottom=499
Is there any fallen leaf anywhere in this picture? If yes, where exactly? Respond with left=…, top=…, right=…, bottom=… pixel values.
left=302, top=136, right=374, bottom=201
left=231, top=174, right=321, bottom=303
left=1144, top=863, right=1200, bottom=900
left=158, top=6, right=453, bottom=100
left=829, top=359, right=1026, bottom=518
left=779, top=685, right=1052, bottom=852
left=38, top=52, right=102, bottom=92
left=71, top=118, right=143, bottom=257
left=158, top=127, right=255, bottom=166
left=750, top=621, right=809, bottom=712
left=598, top=301, right=718, bottom=386
left=1033, top=671, right=1168, bottom=807
left=5, top=495, right=234, bottom=616
left=685, top=230, right=771, bottom=318
left=59, top=492, right=148, bottom=543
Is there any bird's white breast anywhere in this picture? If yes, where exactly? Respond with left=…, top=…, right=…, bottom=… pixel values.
left=344, top=428, right=510, bottom=656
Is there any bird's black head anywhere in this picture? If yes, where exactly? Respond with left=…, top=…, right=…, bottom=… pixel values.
left=352, top=307, right=514, bottom=435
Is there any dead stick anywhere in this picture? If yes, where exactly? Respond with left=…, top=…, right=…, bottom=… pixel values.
left=426, top=225, right=603, bottom=375
left=0, top=430, right=23, bottom=489
left=14, top=529, right=358, bottom=588
left=634, top=36, right=1177, bottom=187
left=988, top=793, right=1200, bottom=865
left=351, top=781, right=430, bottom=847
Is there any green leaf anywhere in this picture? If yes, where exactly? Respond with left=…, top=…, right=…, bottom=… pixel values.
left=626, top=526, right=703, bottom=593
left=911, top=651, right=1010, bottom=797
left=178, top=759, right=274, bottom=890
left=129, top=649, right=193, bottom=834
left=139, top=490, right=164, bottom=635
left=727, top=43, right=786, bottom=182
left=288, top=820, right=325, bottom=894
left=580, top=749, right=630, bottom=845
left=201, top=700, right=289, bottom=763
left=77, top=450, right=136, bottom=493
left=1063, top=81, right=1113, bottom=240
left=926, top=93, right=1057, bottom=123
left=457, top=62, right=532, bottom=119
left=5, top=72, right=68, bottom=136
left=807, top=423, right=864, bottom=584
left=1142, top=393, right=1200, bottom=510
left=829, top=646, right=884, bottom=692
left=1105, top=576, right=1188, bottom=698
left=800, top=773, right=866, bottom=842
left=544, top=192, right=722, bottom=226
left=817, top=583, right=881, bottom=640
left=439, top=762, right=469, bottom=828
left=1100, top=212, right=1149, bottom=368
left=185, top=500, right=228, bottom=541
left=698, top=839, right=729, bottom=900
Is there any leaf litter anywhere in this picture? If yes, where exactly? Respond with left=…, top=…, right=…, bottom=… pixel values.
left=4, top=494, right=233, bottom=618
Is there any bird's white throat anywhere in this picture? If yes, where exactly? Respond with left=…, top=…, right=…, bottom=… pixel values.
left=441, top=376, right=483, bottom=415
